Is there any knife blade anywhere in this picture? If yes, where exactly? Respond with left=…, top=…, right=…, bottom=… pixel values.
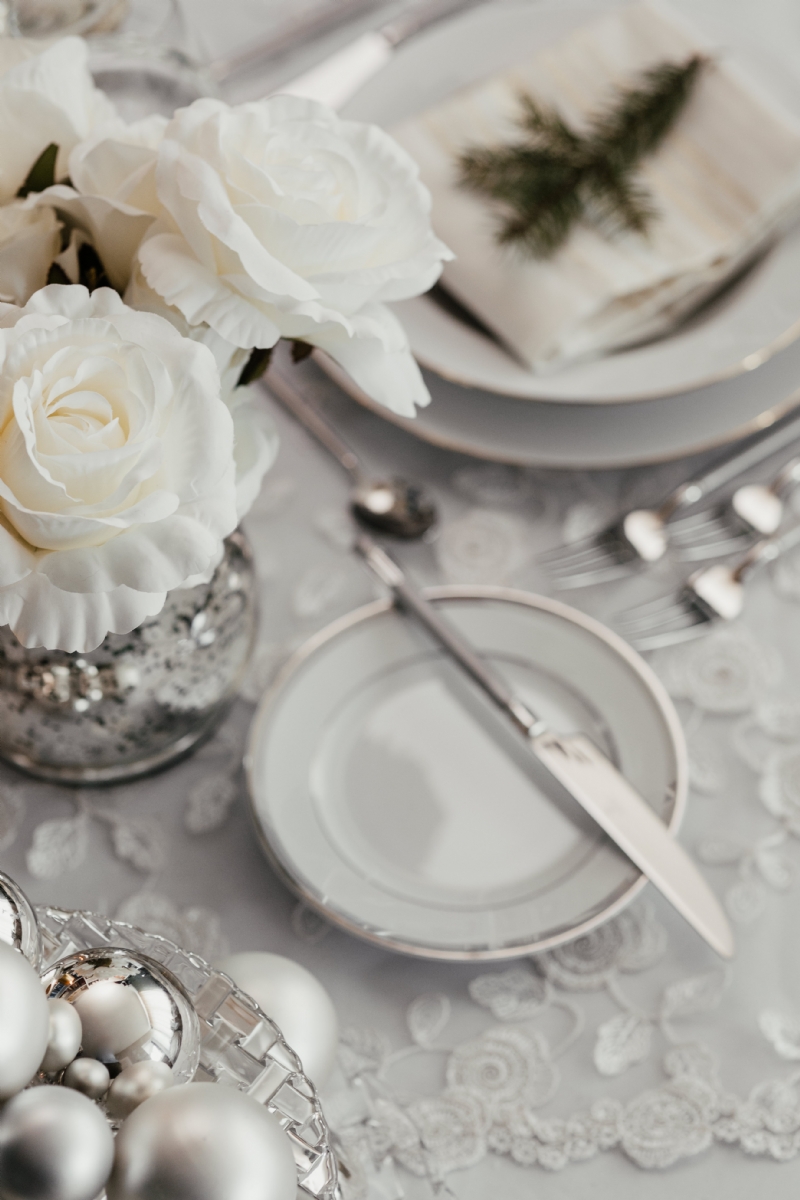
left=356, top=533, right=734, bottom=959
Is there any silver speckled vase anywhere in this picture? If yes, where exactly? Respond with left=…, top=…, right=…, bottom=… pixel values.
left=0, top=532, right=257, bottom=785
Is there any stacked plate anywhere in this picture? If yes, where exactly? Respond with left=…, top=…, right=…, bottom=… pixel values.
left=330, top=0, right=800, bottom=468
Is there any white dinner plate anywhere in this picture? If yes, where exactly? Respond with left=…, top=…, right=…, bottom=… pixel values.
left=246, top=588, right=687, bottom=960
left=342, top=1, right=800, bottom=405
left=317, top=333, right=800, bottom=468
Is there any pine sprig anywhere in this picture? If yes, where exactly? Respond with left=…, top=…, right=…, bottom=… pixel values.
left=458, top=55, right=706, bottom=258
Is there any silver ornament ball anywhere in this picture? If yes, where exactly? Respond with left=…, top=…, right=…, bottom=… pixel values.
left=0, top=872, right=41, bottom=965
left=108, top=1084, right=298, bottom=1200
left=40, top=1000, right=83, bottom=1075
left=0, top=940, right=50, bottom=1100
left=62, top=1057, right=110, bottom=1101
left=41, top=949, right=199, bottom=1083
left=217, top=952, right=339, bottom=1085
left=0, top=1085, right=114, bottom=1200
left=106, top=1061, right=173, bottom=1120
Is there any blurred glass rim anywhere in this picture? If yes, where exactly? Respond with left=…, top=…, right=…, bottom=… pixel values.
left=6, top=0, right=127, bottom=38
left=87, top=34, right=213, bottom=84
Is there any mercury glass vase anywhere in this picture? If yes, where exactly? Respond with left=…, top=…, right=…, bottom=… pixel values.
left=0, top=531, right=257, bottom=785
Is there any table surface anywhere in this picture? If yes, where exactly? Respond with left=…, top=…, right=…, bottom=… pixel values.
left=5, top=3, right=800, bottom=1198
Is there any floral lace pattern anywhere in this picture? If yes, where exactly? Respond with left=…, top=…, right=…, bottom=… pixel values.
left=324, top=617, right=800, bottom=1195
left=3, top=418, right=800, bottom=1198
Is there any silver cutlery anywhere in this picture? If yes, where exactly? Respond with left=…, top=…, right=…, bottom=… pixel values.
left=541, top=407, right=800, bottom=588
left=266, top=363, right=438, bottom=539
left=261, top=0, right=486, bottom=109
left=356, top=532, right=734, bottom=959
left=614, top=521, right=800, bottom=649
left=208, top=0, right=484, bottom=102
left=667, top=456, right=800, bottom=561
left=208, top=0, right=381, bottom=84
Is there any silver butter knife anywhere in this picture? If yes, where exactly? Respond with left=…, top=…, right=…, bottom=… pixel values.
left=356, top=533, right=735, bottom=959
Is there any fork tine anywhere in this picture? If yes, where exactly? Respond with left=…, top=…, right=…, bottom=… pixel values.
left=538, top=536, right=609, bottom=567
left=615, top=601, right=693, bottom=636
left=627, top=616, right=711, bottom=651
left=540, top=545, right=620, bottom=581
left=674, top=534, right=748, bottom=562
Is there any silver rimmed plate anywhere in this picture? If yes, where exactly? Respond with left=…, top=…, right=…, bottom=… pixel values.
left=246, top=588, right=687, bottom=960
left=342, top=1, right=800, bottom=406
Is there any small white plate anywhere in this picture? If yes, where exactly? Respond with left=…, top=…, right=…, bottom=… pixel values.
left=246, top=588, right=687, bottom=960
left=342, top=1, right=800, bottom=404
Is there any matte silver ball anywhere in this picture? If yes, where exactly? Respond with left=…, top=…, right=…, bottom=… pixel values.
left=108, top=1084, right=297, bottom=1200
left=0, top=940, right=49, bottom=1100
left=62, top=1057, right=110, bottom=1101
left=41, top=949, right=199, bottom=1084
left=0, top=1085, right=114, bottom=1200
left=106, top=1061, right=173, bottom=1120
left=40, top=1000, right=83, bottom=1075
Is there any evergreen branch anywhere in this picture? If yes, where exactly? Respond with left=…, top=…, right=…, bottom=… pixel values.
left=457, top=55, right=706, bottom=257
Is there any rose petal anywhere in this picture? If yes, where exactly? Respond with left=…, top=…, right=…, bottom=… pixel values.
left=0, top=569, right=166, bottom=653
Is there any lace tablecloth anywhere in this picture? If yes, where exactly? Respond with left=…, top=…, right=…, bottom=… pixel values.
left=5, top=2, right=800, bottom=1198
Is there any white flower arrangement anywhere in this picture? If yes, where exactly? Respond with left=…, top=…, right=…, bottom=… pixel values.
left=0, top=35, right=451, bottom=653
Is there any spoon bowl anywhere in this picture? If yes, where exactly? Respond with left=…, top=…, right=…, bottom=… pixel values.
left=351, top=477, right=437, bottom=539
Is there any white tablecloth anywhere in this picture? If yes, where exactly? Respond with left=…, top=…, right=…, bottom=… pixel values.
left=5, top=3, right=800, bottom=1198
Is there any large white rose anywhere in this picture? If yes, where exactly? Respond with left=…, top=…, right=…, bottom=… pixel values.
left=40, top=115, right=165, bottom=292
left=124, top=262, right=277, bottom=519
left=0, top=285, right=241, bottom=653
left=137, top=96, right=452, bottom=418
left=0, top=36, right=116, bottom=203
left=0, top=199, right=61, bottom=304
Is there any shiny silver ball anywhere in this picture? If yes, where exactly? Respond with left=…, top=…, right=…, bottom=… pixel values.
left=108, top=1084, right=298, bottom=1200
left=62, top=1057, right=110, bottom=1101
left=0, top=871, right=40, bottom=966
left=0, top=940, right=50, bottom=1100
left=41, top=949, right=199, bottom=1084
left=106, top=1061, right=173, bottom=1120
left=0, top=1085, right=114, bottom=1200
left=40, top=1000, right=83, bottom=1075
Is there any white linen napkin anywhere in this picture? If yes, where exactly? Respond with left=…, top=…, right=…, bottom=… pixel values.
left=391, top=1, right=800, bottom=375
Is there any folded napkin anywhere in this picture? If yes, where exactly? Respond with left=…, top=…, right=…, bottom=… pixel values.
left=391, top=1, right=800, bottom=375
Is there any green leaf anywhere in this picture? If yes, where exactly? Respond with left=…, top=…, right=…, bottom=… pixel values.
left=77, top=243, right=112, bottom=293
left=236, top=346, right=273, bottom=388
left=17, top=143, right=59, bottom=197
left=291, top=340, right=314, bottom=363
left=46, top=262, right=72, bottom=286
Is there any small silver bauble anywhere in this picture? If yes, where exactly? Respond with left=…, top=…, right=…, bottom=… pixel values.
left=63, top=1057, right=110, bottom=1100
left=0, top=1086, right=114, bottom=1200
left=107, top=1084, right=298, bottom=1200
left=0, top=940, right=50, bottom=1100
left=41, top=1000, right=83, bottom=1075
left=0, top=870, right=41, bottom=966
left=41, top=949, right=199, bottom=1085
left=106, top=1061, right=173, bottom=1120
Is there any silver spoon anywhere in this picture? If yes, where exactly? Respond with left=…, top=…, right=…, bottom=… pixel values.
left=265, top=365, right=438, bottom=539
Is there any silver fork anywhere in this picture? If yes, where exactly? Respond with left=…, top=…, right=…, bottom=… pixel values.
left=666, top=457, right=800, bottom=561
left=613, top=521, right=800, bottom=650
left=540, top=408, right=800, bottom=588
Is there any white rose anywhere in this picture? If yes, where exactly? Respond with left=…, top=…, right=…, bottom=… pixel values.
left=40, top=115, right=165, bottom=291
left=125, top=262, right=277, bottom=517
left=138, top=96, right=452, bottom=418
left=0, top=198, right=61, bottom=304
left=0, top=284, right=240, bottom=653
left=0, top=36, right=116, bottom=203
